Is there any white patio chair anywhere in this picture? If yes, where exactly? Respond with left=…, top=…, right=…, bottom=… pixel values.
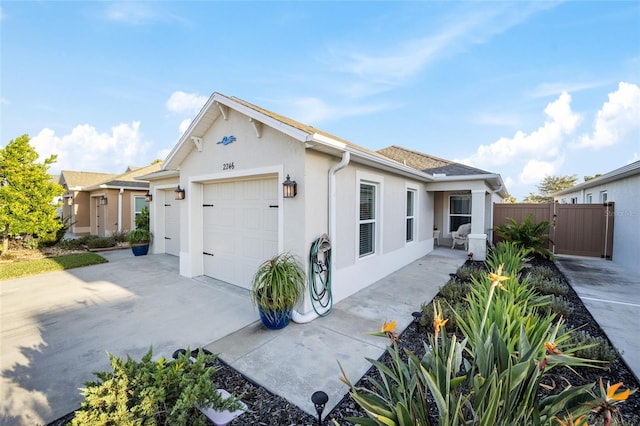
left=451, top=223, right=471, bottom=250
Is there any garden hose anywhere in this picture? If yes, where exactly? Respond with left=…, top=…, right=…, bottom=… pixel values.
left=308, top=234, right=332, bottom=316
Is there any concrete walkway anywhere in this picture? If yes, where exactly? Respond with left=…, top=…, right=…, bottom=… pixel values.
left=556, top=255, right=640, bottom=381
left=0, top=247, right=466, bottom=425
left=205, top=247, right=465, bottom=418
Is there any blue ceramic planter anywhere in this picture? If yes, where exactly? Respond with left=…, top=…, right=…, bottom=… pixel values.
left=258, top=306, right=292, bottom=330
left=131, top=244, right=149, bottom=256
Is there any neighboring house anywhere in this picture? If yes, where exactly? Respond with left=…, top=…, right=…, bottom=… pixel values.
left=143, top=92, right=507, bottom=315
left=59, top=164, right=161, bottom=236
left=554, top=161, right=640, bottom=274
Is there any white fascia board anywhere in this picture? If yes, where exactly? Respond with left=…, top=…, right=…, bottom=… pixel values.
left=307, top=133, right=434, bottom=182
left=554, top=160, right=640, bottom=196
left=86, top=183, right=148, bottom=191
left=163, top=94, right=219, bottom=170
left=135, top=170, right=180, bottom=181
left=433, top=173, right=507, bottom=194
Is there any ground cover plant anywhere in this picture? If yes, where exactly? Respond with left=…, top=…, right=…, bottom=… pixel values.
left=0, top=252, right=107, bottom=279
left=71, top=348, right=243, bottom=426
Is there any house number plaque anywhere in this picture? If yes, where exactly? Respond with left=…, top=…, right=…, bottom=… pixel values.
left=223, top=162, right=235, bottom=170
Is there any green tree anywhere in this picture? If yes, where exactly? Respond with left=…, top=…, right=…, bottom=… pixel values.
left=523, top=174, right=577, bottom=203
left=0, top=134, right=65, bottom=252
left=584, top=173, right=602, bottom=182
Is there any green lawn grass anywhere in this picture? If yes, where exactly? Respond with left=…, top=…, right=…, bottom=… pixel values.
left=0, top=253, right=108, bottom=280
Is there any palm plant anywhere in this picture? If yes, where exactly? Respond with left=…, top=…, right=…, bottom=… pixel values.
left=492, top=214, right=554, bottom=259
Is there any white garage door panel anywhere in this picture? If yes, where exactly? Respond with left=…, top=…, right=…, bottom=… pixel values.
left=164, top=199, right=180, bottom=256
left=202, top=178, right=278, bottom=289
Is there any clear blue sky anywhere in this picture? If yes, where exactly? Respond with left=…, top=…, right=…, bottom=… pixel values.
left=1, top=1, right=639, bottom=200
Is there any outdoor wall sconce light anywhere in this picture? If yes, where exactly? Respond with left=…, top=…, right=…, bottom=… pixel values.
left=100, top=195, right=108, bottom=205
left=144, top=190, right=153, bottom=202
left=283, top=174, right=297, bottom=198
left=311, top=390, right=328, bottom=426
left=174, top=185, right=186, bottom=200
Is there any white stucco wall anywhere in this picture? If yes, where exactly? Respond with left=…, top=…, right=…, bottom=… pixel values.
left=555, top=175, right=640, bottom=274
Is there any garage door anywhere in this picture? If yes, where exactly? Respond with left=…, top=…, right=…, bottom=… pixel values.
left=202, top=178, right=278, bottom=289
left=164, top=195, right=180, bottom=256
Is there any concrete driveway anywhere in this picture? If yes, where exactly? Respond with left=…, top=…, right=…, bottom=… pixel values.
left=1, top=250, right=257, bottom=425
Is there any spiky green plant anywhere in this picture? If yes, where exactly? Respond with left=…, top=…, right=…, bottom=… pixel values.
left=492, top=214, right=554, bottom=259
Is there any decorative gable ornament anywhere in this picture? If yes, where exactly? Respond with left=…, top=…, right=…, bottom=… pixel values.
left=217, top=135, right=236, bottom=146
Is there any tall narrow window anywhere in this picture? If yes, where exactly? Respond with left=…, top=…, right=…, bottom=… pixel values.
left=134, top=196, right=149, bottom=228
left=359, top=183, right=376, bottom=257
left=449, top=194, right=471, bottom=232
left=406, top=190, right=415, bottom=242
left=586, top=193, right=593, bottom=203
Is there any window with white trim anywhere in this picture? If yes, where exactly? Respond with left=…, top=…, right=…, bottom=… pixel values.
left=600, top=191, right=608, bottom=203
left=133, top=196, right=149, bottom=228
left=586, top=193, right=593, bottom=203
left=359, top=183, right=377, bottom=257
left=406, top=189, right=416, bottom=242
left=449, top=194, right=471, bottom=232
left=571, top=197, right=578, bottom=204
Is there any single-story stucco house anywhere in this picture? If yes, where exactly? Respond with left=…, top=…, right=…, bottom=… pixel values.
left=141, top=92, right=507, bottom=317
left=59, top=163, right=160, bottom=236
left=554, top=160, right=640, bottom=274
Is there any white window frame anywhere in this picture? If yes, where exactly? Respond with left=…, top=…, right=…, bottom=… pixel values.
left=406, top=188, right=417, bottom=243
left=356, top=172, right=383, bottom=259
left=600, top=190, right=608, bottom=203
left=586, top=193, right=593, bottom=204
left=133, top=195, right=148, bottom=229
left=570, top=197, right=578, bottom=204
left=448, top=194, right=471, bottom=233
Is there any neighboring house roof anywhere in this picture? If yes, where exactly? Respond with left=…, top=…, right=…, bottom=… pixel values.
left=377, top=145, right=492, bottom=176
left=554, top=161, right=640, bottom=196
left=86, top=163, right=162, bottom=190
left=59, top=171, right=117, bottom=190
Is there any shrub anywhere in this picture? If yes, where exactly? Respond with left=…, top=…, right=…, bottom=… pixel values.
left=569, top=330, right=619, bottom=362
left=110, top=229, right=129, bottom=243
left=454, top=264, right=485, bottom=282
left=85, top=236, right=117, bottom=249
left=492, top=213, right=554, bottom=259
left=420, top=298, right=466, bottom=333
left=135, top=205, right=150, bottom=231
left=72, top=347, right=242, bottom=426
left=438, top=278, right=471, bottom=304
left=528, top=265, right=555, bottom=280
left=541, top=295, right=574, bottom=318
left=57, top=238, right=85, bottom=250
left=530, top=276, right=569, bottom=296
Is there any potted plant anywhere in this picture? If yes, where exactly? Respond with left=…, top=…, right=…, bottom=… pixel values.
left=251, top=252, right=305, bottom=330
left=127, top=228, right=152, bottom=256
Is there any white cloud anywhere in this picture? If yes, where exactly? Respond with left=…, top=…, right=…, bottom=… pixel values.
left=463, top=92, right=581, bottom=168
left=274, top=96, right=394, bottom=125
left=519, top=159, right=562, bottom=185
left=178, top=118, right=192, bottom=135
left=166, top=91, right=208, bottom=115
left=574, top=82, right=640, bottom=149
left=326, top=2, right=556, bottom=95
left=528, top=81, right=607, bottom=98
left=104, top=3, right=185, bottom=26
left=31, top=122, right=150, bottom=174
left=1, top=97, right=9, bottom=105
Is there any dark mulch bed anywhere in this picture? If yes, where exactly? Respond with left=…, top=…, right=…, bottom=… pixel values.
left=49, top=258, right=640, bottom=426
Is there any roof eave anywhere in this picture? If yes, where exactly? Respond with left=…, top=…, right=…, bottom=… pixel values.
left=554, top=161, right=640, bottom=196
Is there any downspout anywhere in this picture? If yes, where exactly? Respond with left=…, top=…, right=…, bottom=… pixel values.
left=118, top=188, right=124, bottom=232
left=292, top=151, right=350, bottom=324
